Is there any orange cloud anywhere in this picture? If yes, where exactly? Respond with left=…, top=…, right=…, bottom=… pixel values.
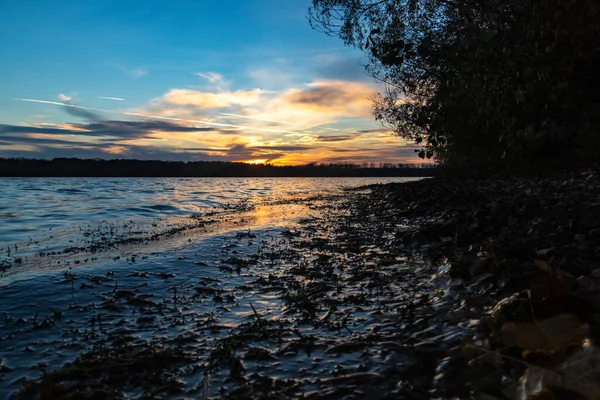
left=9, top=79, right=426, bottom=165
left=117, top=79, right=420, bottom=165
left=161, top=88, right=266, bottom=108
left=279, top=81, right=373, bottom=117
left=143, top=80, right=377, bottom=131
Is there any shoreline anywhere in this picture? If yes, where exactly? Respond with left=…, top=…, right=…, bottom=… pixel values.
left=1, top=168, right=599, bottom=399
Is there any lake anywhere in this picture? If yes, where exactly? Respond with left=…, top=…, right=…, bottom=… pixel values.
left=0, top=178, right=417, bottom=279
left=0, top=177, right=421, bottom=398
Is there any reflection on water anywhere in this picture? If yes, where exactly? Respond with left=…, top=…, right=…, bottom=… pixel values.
left=0, top=177, right=416, bottom=249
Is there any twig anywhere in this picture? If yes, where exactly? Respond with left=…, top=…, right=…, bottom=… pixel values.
left=249, top=302, right=262, bottom=320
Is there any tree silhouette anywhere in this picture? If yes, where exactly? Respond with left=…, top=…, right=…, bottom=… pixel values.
left=0, top=158, right=436, bottom=177
left=309, top=0, right=600, bottom=172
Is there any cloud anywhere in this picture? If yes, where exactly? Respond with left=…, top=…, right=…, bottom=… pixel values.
left=217, top=143, right=286, bottom=163
left=15, top=98, right=294, bottom=134
left=127, top=68, right=147, bottom=79
left=0, top=135, right=106, bottom=147
left=161, top=88, right=266, bottom=109
left=279, top=81, right=373, bottom=116
left=0, top=140, right=292, bottom=164
left=98, top=96, right=125, bottom=101
left=248, top=68, right=297, bottom=90
left=196, top=72, right=224, bottom=84
left=219, top=112, right=293, bottom=125
left=64, top=104, right=102, bottom=121
left=0, top=120, right=236, bottom=141
left=314, top=135, right=358, bottom=142
left=254, top=145, right=312, bottom=152
left=10, top=77, right=422, bottom=166
left=314, top=145, right=429, bottom=165
left=0, top=120, right=425, bottom=165
left=0, top=121, right=263, bottom=162
left=142, top=79, right=377, bottom=134
left=358, top=128, right=394, bottom=134
left=109, top=64, right=147, bottom=79
left=0, top=120, right=312, bottom=164
left=0, top=145, right=220, bottom=162
left=15, top=98, right=106, bottom=122
left=58, top=93, right=72, bottom=101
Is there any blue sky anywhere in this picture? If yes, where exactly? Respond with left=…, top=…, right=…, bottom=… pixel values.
left=0, top=0, right=419, bottom=164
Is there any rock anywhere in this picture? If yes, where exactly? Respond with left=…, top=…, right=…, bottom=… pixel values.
left=470, top=257, right=494, bottom=277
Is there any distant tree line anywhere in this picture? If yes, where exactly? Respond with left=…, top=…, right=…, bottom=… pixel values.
left=309, top=0, right=600, bottom=173
left=0, top=158, right=436, bottom=177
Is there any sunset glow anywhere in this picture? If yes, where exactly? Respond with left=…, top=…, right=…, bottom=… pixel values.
left=243, top=159, right=269, bottom=165
left=0, top=0, right=423, bottom=165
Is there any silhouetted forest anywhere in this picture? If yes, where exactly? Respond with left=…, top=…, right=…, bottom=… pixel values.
left=0, top=158, right=436, bottom=177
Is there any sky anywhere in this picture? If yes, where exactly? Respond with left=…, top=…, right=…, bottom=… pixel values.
left=0, top=0, right=421, bottom=165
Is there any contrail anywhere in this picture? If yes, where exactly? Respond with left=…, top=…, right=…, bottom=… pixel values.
left=98, top=96, right=125, bottom=101
left=219, top=112, right=294, bottom=125
left=14, top=98, right=295, bottom=134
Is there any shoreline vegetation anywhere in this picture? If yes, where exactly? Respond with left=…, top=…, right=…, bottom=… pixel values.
left=2, top=164, right=598, bottom=399
left=0, top=158, right=435, bottom=177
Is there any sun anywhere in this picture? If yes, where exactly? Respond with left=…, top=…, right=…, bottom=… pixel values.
left=244, top=159, right=268, bottom=165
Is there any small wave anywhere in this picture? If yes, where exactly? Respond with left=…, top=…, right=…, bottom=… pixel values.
left=38, top=213, right=70, bottom=219
left=57, top=188, right=86, bottom=193
left=0, top=212, right=18, bottom=220
left=147, top=204, right=179, bottom=211
left=124, top=207, right=156, bottom=214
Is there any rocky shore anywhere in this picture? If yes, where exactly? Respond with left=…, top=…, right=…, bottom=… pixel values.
left=361, top=164, right=600, bottom=399
left=4, top=166, right=600, bottom=399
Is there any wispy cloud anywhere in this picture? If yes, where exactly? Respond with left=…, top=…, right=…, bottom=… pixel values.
left=248, top=68, right=297, bottom=90
left=0, top=120, right=233, bottom=140
left=8, top=77, right=419, bottom=165
left=144, top=80, right=377, bottom=133
left=24, top=98, right=101, bottom=121
left=219, top=112, right=293, bottom=125
left=14, top=98, right=294, bottom=134
left=127, top=68, right=147, bottom=79
left=160, top=88, right=266, bottom=109
left=58, top=93, right=72, bottom=101
left=314, top=135, right=358, bottom=142
left=196, top=72, right=224, bottom=84
left=98, top=96, right=125, bottom=101
left=108, top=64, right=147, bottom=79
left=0, top=123, right=314, bottom=164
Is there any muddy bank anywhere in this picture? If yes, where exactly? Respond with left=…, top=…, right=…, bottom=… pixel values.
left=2, top=167, right=600, bottom=399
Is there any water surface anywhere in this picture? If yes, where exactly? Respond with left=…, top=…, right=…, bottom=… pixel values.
left=0, top=177, right=434, bottom=398
left=0, top=177, right=415, bottom=252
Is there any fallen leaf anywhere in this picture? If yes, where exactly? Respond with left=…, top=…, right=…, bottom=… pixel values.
left=516, top=340, right=600, bottom=400
left=500, top=313, right=590, bottom=352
